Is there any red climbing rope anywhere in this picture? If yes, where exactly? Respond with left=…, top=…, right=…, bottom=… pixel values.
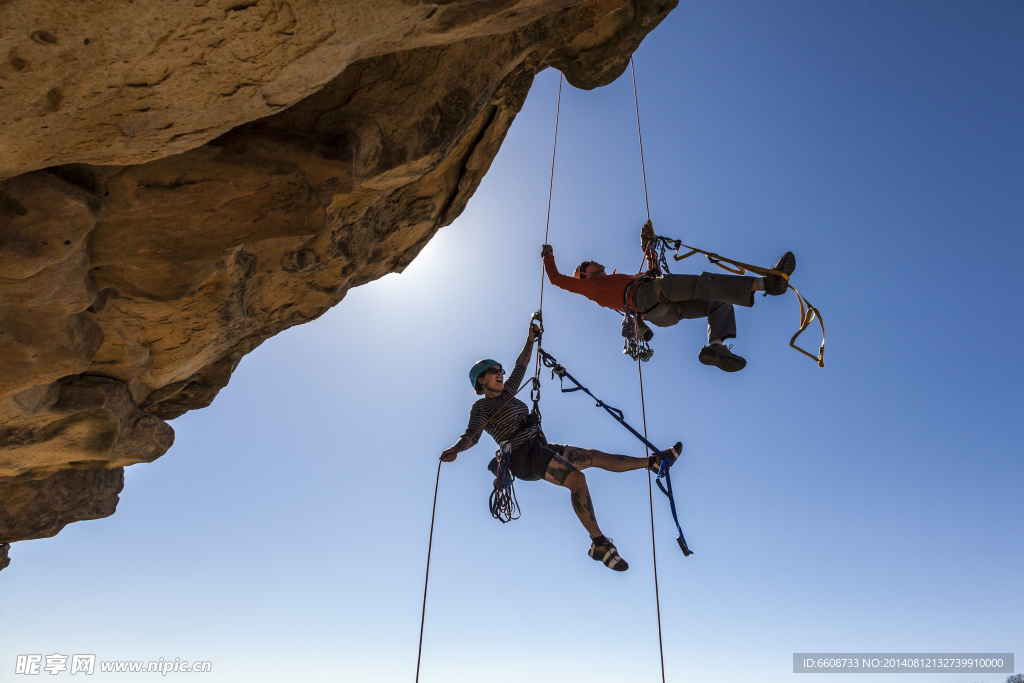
left=534, top=73, right=562, bottom=387
left=637, top=359, right=666, bottom=683
left=631, top=55, right=667, bottom=683
left=630, top=57, right=651, bottom=223
left=538, top=73, right=563, bottom=318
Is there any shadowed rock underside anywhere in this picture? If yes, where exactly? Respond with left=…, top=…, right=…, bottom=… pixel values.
left=0, top=0, right=677, bottom=560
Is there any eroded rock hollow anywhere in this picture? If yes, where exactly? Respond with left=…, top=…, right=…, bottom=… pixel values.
left=0, top=0, right=676, bottom=559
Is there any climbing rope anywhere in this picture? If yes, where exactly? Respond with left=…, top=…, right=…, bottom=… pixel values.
left=415, top=364, right=536, bottom=683
left=418, top=64, right=681, bottom=682
left=636, top=358, right=666, bottom=683
left=538, top=74, right=563, bottom=319
left=416, top=74, right=563, bottom=678
left=630, top=55, right=668, bottom=683
left=528, top=71, right=562, bottom=445
left=631, top=57, right=651, bottom=223
left=415, top=460, right=441, bottom=683
left=488, top=441, right=521, bottom=523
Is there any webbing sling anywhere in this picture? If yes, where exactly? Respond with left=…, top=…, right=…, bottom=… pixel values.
left=650, top=235, right=826, bottom=368
left=655, top=458, right=692, bottom=556
left=537, top=347, right=692, bottom=555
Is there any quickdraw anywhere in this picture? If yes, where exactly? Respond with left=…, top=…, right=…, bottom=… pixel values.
left=643, top=228, right=826, bottom=368
left=621, top=313, right=654, bottom=362
left=537, top=346, right=692, bottom=555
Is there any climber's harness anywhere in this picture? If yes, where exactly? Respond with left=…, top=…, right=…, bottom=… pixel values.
left=623, top=275, right=659, bottom=316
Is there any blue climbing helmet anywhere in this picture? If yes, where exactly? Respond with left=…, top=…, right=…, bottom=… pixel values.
left=469, top=359, right=501, bottom=395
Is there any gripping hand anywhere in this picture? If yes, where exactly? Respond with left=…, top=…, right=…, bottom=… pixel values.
left=640, top=220, right=655, bottom=249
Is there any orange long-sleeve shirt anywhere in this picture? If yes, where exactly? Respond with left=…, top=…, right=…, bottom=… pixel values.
left=543, top=254, right=636, bottom=312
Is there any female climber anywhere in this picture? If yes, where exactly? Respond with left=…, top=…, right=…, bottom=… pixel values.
left=440, top=318, right=681, bottom=572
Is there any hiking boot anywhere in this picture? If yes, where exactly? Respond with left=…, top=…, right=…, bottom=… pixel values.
left=699, top=344, right=747, bottom=372
left=651, top=441, right=683, bottom=472
left=764, top=251, right=796, bottom=296
left=589, top=537, right=629, bottom=572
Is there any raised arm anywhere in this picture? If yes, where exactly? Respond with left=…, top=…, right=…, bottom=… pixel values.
left=504, top=322, right=537, bottom=394
left=543, top=247, right=590, bottom=296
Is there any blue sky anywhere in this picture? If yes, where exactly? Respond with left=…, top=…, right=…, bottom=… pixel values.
left=2, top=2, right=1021, bottom=682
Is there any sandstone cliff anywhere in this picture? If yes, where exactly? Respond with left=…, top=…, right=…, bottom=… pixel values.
left=0, top=0, right=676, bottom=558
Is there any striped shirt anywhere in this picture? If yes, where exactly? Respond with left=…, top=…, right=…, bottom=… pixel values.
left=453, top=335, right=541, bottom=453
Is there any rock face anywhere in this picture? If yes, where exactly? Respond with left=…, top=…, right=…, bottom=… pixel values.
left=0, top=0, right=676, bottom=557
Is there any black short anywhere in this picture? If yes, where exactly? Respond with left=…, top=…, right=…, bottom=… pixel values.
left=487, top=436, right=566, bottom=481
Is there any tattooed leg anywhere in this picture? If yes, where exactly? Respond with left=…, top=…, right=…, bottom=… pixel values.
left=572, top=491, right=597, bottom=525
left=563, top=445, right=649, bottom=473
left=544, top=455, right=601, bottom=537
left=562, top=446, right=594, bottom=469
left=544, top=456, right=577, bottom=486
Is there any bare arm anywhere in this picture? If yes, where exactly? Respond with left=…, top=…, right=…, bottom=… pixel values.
left=442, top=404, right=486, bottom=461
left=504, top=325, right=536, bottom=394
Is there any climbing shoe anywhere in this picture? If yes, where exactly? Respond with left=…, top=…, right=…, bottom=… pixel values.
left=763, top=251, right=796, bottom=296
left=651, top=441, right=683, bottom=472
left=589, top=537, right=629, bottom=572
left=698, top=344, right=747, bottom=372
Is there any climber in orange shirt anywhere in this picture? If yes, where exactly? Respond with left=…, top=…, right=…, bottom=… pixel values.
left=541, top=243, right=796, bottom=372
